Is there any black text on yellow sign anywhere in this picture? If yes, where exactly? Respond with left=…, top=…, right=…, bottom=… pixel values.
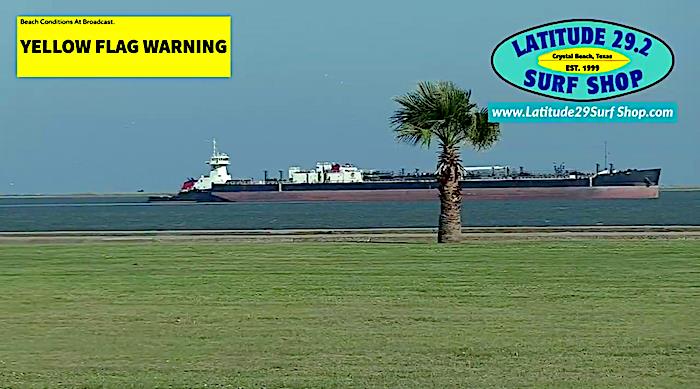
left=17, top=16, right=231, bottom=78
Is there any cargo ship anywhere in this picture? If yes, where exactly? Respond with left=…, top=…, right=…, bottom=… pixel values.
left=149, top=141, right=661, bottom=203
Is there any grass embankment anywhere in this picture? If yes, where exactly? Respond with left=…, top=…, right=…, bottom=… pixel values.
left=0, top=241, right=698, bottom=388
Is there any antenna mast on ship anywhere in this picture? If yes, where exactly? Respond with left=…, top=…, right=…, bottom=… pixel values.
left=604, top=141, right=607, bottom=168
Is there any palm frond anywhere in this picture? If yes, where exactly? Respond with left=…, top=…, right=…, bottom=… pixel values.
left=466, top=108, right=501, bottom=150
left=394, top=123, right=433, bottom=148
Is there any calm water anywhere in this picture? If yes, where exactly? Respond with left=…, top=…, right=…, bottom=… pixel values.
left=0, top=191, right=698, bottom=232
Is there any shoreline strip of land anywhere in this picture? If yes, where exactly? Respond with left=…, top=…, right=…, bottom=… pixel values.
left=1, top=225, right=699, bottom=243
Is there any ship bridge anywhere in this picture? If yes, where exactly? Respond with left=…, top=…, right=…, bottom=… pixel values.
left=193, top=139, right=232, bottom=190
left=208, top=141, right=230, bottom=168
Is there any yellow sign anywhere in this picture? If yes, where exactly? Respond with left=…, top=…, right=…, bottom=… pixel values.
left=537, top=47, right=629, bottom=74
left=16, top=16, right=231, bottom=78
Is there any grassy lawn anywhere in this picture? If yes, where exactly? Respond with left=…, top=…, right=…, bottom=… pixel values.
left=0, top=240, right=698, bottom=388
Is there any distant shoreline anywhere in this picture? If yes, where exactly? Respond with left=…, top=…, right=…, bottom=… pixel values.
left=0, top=193, right=167, bottom=199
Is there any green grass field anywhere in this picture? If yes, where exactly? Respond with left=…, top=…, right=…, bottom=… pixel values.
left=0, top=240, right=698, bottom=388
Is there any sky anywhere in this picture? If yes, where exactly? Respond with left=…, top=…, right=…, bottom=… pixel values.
left=0, top=0, right=697, bottom=193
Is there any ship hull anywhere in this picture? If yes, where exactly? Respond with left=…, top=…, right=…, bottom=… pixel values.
left=209, top=185, right=659, bottom=202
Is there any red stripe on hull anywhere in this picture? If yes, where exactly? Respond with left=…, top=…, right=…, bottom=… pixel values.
left=212, top=186, right=659, bottom=202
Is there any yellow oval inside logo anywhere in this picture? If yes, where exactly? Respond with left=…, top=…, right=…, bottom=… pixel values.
left=538, top=47, right=630, bottom=74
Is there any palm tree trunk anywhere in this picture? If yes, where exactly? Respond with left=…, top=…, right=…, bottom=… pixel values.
left=437, top=145, right=462, bottom=243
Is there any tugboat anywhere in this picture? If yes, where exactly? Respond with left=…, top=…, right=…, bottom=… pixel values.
left=149, top=139, right=231, bottom=202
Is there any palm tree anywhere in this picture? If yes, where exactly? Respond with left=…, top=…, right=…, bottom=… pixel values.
left=391, top=81, right=500, bottom=243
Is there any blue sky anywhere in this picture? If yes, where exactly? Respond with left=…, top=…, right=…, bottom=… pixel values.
left=1, top=0, right=696, bottom=193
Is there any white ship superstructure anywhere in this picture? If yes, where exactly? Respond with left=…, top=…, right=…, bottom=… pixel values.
left=288, top=162, right=363, bottom=184
left=193, top=140, right=232, bottom=190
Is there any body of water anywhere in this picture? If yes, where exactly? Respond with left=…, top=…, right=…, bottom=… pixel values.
left=0, top=191, right=698, bottom=231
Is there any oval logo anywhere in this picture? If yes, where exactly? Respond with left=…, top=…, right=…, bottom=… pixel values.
left=491, top=19, right=674, bottom=101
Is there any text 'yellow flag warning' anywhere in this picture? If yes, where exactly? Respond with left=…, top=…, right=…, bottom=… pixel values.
left=17, top=16, right=231, bottom=78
